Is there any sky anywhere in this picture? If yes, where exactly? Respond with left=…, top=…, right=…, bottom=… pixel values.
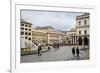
left=21, top=10, right=84, bottom=31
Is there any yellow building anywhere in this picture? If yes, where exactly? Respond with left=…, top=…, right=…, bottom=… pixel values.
left=47, top=31, right=61, bottom=45
left=35, top=26, right=54, bottom=32
left=32, top=29, right=48, bottom=45
left=32, top=26, right=67, bottom=45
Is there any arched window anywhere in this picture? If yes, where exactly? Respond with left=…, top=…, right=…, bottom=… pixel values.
left=84, top=30, right=87, bottom=34
left=79, top=31, right=81, bottom=35
left=84, top=36, right=89, bottom=45
left=78, top=37, right=82, bottom=45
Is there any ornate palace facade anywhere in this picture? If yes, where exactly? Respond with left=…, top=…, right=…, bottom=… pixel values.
left=67, top=13, right=90, bottom=47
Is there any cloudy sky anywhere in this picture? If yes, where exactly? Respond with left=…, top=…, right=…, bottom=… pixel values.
left=21, top=10, right=84, bottom=31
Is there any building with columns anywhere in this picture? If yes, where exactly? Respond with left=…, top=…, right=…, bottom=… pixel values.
left=21, top=13, right=90, bottom=51
left=67, top=28, right=77, bottom=45
left=67, top=13, right=90, bottom=47
left=76, top=13, right=90, bottom=46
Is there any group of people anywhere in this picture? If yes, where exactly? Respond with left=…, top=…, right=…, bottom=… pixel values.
left=37, top=43, right=80, bottom=59
left=53, top=43, right=60, bottom=51
left=37, top=45, right=51, bottom=56
left=72, top=47, right=80, bottom=59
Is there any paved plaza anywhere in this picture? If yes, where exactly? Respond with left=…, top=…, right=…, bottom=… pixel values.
left=21, top=46, right=89, bottom=63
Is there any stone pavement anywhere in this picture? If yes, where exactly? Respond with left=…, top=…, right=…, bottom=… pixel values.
left=21, top=46, right=89, bottom=63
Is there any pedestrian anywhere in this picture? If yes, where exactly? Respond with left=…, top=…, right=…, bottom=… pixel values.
left=38, top=45, right=42, bottom=56
left=53, top=43, right=55, bottom=48
left=76, top=47, right=80, bottom=57
left=53, top=43, right=57, bottom=51
left=48, top=46, right=51, bottom=51
left=72, top=47, right=75, bottom=57
left=57, top=43, right=60, bottom=50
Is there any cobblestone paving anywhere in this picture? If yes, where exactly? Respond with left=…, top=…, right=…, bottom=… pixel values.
left=21, top=46, right=89, bottom=63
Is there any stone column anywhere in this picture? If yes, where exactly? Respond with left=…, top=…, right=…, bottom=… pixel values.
left=75, top=36, right=76, bottom=45
left=47, top=34, right=50, bottom=44
left=72, top=36, right=73, bottom=45
left=76, top=36, right=77, bottom=45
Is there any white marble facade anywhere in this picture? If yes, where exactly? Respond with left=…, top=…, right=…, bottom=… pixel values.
left=67, top=13, right=90, bottom=46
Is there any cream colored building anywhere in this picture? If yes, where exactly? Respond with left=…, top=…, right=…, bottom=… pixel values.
left=32, top=29, right=48, bottom=45
left=47, top=31, right=67, bottom=45
left=35, top=26, right=54, bottom=32
left=66, top=13, right=90, bottom=46
left=76, top=13, right=90, bottom=46
left=67, top=28, right=77, bottom=45
left=32, top=26, right=67, bottom=45
left=20, top=19, right=33, bottom=51
left=60, top=32, right=68, bottom=45
left=47, top=31, right=61, bottom=45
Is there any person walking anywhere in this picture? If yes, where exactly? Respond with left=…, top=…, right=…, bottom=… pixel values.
left=72, top=47, right=75, bottom=57
left=53, top=43, right=58, bottom=51
left=38, top=45, right=42, bottom=56
left=48, top=46, right=51, bottom=51
left=76, top=47, right=80, bottom=59
left=57, top=43, right=60, bottom=50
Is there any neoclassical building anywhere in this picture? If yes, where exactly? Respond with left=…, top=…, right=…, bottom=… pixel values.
left=76, top=13, right=90, bottom=46
left=21, top=13, right=90, bottom=51
left=67, top=13, right=90, bottom=47
left=47, top=31, right=62, bottom=45
left=67, top=28, right=77, bottom=45
left=32, top=26, right=67, bottom=45
left=32, top=29, right=48, bottom=45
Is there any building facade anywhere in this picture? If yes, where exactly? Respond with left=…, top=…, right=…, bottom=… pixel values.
left=66, top=13, right=90, bottom=47
left=32, top=26, right=67, bottom=45
left=76, top=13, right=90, bottom=46
left=20, top=19, right=33, bottom=51
left=32, top=29, right=48, bottom=45
left=67, top=28, right=77, bottom=45
left=47, top=31, right=62, bottom=45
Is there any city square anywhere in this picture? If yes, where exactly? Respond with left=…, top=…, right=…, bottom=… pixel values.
left=21, top=46, right=89, bottom=63
left=20, top=10, right=90, bottom=63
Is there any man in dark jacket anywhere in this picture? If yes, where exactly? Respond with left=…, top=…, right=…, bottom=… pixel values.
left=72, top=47, right=75, bottom=57
left=76, top=47, right=80, bottom=57
left=38, top=45, right=42, bottom=56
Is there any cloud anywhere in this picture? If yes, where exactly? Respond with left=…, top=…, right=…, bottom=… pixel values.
left=21, top=10, right=84, bottom=31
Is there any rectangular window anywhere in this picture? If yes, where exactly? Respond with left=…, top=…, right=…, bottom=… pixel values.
left=79, top=21, right=81, bottom=25
left=21, top=28, right=24, bottom=30
left=29, top=32, right=31, bottom=35
left=29, top=37, right=31, bottom=40
left=79, top=31, right=81, bottom=35
left=84, top=30, right=87, bottom=34
left=25, top=37, right=27, bottom=39
left=29, top=25, right=31, bottom=27
left=25, top=28, right=28, bottom=30
left=25, top=32, right=28, bottom=35
left=21, top=23, right=24, bottom=26
left=21, top=32, right=24, bottom=35
left=84, top=20, right=87, bottom=25
left=29, top=29, right=31, bottom=31
left=25, top=24, right=28, bottom=27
